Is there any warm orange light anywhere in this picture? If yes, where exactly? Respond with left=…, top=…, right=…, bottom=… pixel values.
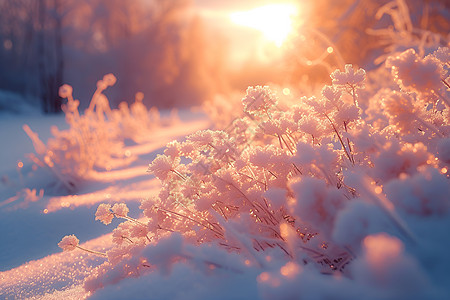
left=283, top=88, right=291, bottom=95
left=363, top=234, right=403, bottom=265
left=374, top=186, right=383, bottom=194
left=280, top=223, right=290, bottom=239
left=44, top=156, right=54, bottom=167
left=230, top=3, right=298, bottom=47
left=258, top=272, right=270, bottom=282
left=280, top=262, right=301, bottom=278
left=17, top=161, right=24, bottom=168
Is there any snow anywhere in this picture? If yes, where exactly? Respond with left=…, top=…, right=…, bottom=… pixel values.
left=1, top=57, right=450, bottom=299
left=0, top=113, right=67, bottom=176
left=0, top=11, right=449, bottom=298
left=1, top=77, right=450, bottom=299
left=0, top=109, right=210, bottom=299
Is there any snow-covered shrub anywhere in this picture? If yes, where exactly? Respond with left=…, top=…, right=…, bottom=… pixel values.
left=111, top=92, right=162, bottom=144
left=59, top=45, right=449, bottom=298
left=23, top=74, right=162, bottom=192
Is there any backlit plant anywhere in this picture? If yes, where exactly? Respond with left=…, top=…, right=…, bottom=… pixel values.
left=59, top=46, right=450, bottom=299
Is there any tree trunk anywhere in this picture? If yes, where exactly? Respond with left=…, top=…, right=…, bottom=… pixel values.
left=53, top=0, right=64, bottom=113
left=37, top=0, right=50, bottom=113
left=37, top=0, right=63, bottom=114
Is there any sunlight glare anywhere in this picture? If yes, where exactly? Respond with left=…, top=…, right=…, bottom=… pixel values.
left=230, top=3, right=298, bottom=47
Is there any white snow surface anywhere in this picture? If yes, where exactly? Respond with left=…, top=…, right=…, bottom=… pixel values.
left=0, top=109, right=211, bottom=299
left=1, top=105, right=449, bottom=300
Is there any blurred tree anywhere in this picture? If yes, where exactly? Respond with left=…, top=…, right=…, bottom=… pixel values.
left=282, top=0, right=449, bottom=87
left=0, top=0, right=227, bottom=110
left=0, top=1, right=37, bottom=95
left=62, top=0, right=227, bottom=108
left=0, top=0, right=66, bottom=113
left=37, top=0, right=65, bottom=113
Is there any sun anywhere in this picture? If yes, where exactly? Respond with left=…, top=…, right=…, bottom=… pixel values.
left=230, top=3, right=298, bottom=47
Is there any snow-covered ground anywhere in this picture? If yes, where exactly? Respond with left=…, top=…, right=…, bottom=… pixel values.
left=1, top=45, right=449, bottom=300
left=0, top=109, right=210, bottom=299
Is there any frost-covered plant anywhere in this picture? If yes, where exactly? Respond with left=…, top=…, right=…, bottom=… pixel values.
left=23, top=74, right=128, bottom=191
left=111, top=92, right=162, bottom=143
left=368, top=0, right=449, bottom=65
left=60, top=46, right=450, bottom=298
left=375, top=47, right=450, bottom=145
left=23, top=74, right=164, bottom=192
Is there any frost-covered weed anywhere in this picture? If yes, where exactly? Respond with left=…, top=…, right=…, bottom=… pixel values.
left=368, top=0, right=449, bottom=65
left=23, top=74, right=162, bottom=192
left=57, top=44, right=450, bottom=299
